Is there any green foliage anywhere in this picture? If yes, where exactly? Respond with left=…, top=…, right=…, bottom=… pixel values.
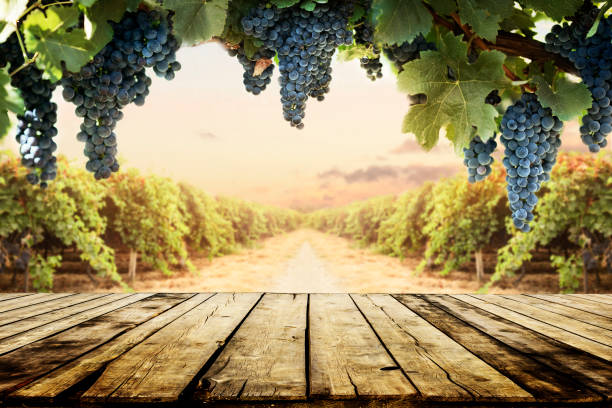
left=523, top=0, right=582, bottom=22
left=551, top=254, right=582, bottom=293
left=165, top=0, right=229, bottom=45
left=418, top=168, right=507, bottom=275
left=457, top=0, right=514, bottom=41
left=1, top=155, right=299, bottom=291
left=399, top=33, right=509, bottom=150
left=533, top=75, right=592, bottom=121
left=178, top=183, right=235, bottom=257
left=0, top=68, right=23, bottom=139
left=103, top=169, right=192, bottom=275
left=377, top=183, right=432, bottom=258
left=491, top=153, right=612, bottom=292
left=371, top=0, right=431, bottom=44
left=23, top=5, right=107, bottom=81
left=0, top=155, right=120, bottom=291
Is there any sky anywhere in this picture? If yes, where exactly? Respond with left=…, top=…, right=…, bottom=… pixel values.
left=0, top=41, right=603, bottom=209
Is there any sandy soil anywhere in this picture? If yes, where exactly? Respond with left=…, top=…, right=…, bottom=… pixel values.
left=2, top=229, right=610, bottom=293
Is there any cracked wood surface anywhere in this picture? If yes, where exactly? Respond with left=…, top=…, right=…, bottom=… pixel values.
left=82, top=293, right=259, bottom=404
left=309, top=293, right=417, bottom=399
left=351, top=294, right=531, bottom=402
left=0, top=292, right=610, bottom=407
left=0, top=293, right=181, bottom=396
left=199, top=293, right=307, bottom=401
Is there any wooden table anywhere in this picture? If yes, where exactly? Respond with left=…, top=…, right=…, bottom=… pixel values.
left=0, top=292, right=610, bottom=407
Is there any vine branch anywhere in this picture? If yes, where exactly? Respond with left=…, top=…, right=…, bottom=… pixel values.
left=425, top=4, right=580, bottom=77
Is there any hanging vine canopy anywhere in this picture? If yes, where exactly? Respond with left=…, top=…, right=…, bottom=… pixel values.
left=1, top=0, right=611, bottom=231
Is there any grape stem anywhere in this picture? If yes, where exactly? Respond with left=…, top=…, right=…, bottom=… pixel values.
left=424, top=3, right=580, bottom=76
left=449, top=12, right=536, bottom=92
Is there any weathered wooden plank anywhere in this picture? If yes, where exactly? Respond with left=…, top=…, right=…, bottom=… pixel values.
left=418, top=294, right=611, bottom=399
left=0, top=293, right=187, bottom=397
left=0, top=293, right=147, bottom=355
left=197, top=293, right=306, bottom=402
left=351, top=294, right=531, bottom=402
left=82, top=292, right=261, bottom=404
left=0, top=293, right=73, bottom=314
left=572, top=294, right=612, bottom=305
left=10, top=293, right=209, bottom=403
left=459, top=294, right=612, bottom=361
left=0, top=293, right=129, bottom=341
left=394, top=295, right=604, bottom=403
left=0, top=293, right=32, bottom=302
left=506, top=295, right=612, bottom=330
left=309, top=293, right=416, bottom=399
left=528, top=294, right=612, bottom=319
left=0, top=293, right=108, bottom=327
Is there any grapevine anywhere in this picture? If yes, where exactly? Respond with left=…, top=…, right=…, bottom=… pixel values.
left=0, top=0, right=609, bottom=240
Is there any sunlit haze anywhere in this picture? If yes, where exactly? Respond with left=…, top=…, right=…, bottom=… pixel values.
left=0, top=42, right=602, bottom=209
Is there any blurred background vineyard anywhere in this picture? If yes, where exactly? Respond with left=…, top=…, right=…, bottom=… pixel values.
left=1, top=151, right=611, bottom=294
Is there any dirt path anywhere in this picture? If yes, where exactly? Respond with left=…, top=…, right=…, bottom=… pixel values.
left=19, top=229, right=604, bottom=293
left=270, top=242, right=342, bottom=292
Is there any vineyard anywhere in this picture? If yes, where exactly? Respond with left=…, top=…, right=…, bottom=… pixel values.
left=0, top=154, right=302, bottom=291
left=0, top=151, right=610, bottom=293
left=1, top=1, right=612, bottom=293
left=307, top=152, right=612, bottom=293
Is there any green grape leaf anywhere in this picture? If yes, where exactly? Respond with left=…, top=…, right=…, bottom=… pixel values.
left=457, top=0, right=514, bottom=41
left=0, top=0, right=28, bottom=42
left=83, top=0, right=127, bottom=42
left=504, top=56, right=528, bottom=80
left=270, top=0, right=300, bottom=8
left=0, top=68, right=24, bottom=140
left=23, top=6, right=104, bottom=82
left=349, top=4, right=365, bottom=24
left=428, top=0, right=456, bottom=15
left=336, top=44, right=377, bottom=61
left=524, top=0, right=582, bottom=21
left=165, top=0, right=229, bottom=46
left=533, top=76, right=592, bottom=121
left=398, top=33, right=509, bottom=150
left=372, top=0, right=432, bottom=45
left=301, top=1, right=316, bottom=11
left=499, top=8, right=536, bottom=34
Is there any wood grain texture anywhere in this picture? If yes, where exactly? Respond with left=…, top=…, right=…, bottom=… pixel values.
left=0, top=293, right=187, bottom=397
left=395, top=295, right=603, bottom=403
left=504, top=295, right=612, bottom=330
left=420, top=294, right=612, bottom=399
left=0, top=293, right=146, bottom=355
left=309, top=293, right=416, bottom=399
left=570, top=294, right=612, bottom=305
left=0, top=293, right=129, bottom=341
left=351, top=294, right=530, bottom=402
left=528, top=294, right=612, bottom=319
left=199, top=293, right=307, bottom=401
left=0, top=293, right=73, bottom=313
left=11, top=293, right=209, bottom=402
left=0, top=293, right=108, bottom=327
left=0, top=293, right=32, bottom=302
left=458, top=294, right=612, bottom=361
left=82, top=293, right=261, bottom=404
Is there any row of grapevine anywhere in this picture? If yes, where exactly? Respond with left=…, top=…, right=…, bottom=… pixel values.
left=0, top=154, right=302, bottom=291
left=306, top=153, right=612, bottom=292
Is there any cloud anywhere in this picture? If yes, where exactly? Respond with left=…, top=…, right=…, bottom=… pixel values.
left=197, top=130, right=217, bottom=140
left=317, top=164, right=458, bottom=184
left=318, top=168, right=343, bottom=178
left=390, top=138, right=421, bottom=154
left=344, top=166, right=398, bottom=183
